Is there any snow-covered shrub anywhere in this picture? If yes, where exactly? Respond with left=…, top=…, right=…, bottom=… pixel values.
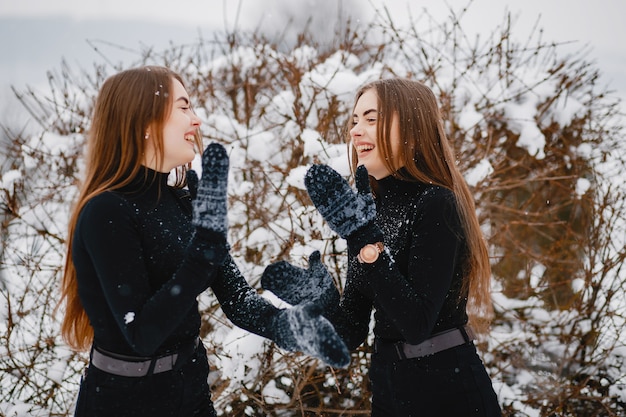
left=1, top=3, right=625, bottom=416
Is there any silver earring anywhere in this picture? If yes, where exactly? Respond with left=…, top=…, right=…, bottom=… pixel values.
left=144, top=132, right=150, bottom=140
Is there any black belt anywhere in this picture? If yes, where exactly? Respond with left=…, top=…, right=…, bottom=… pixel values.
left=375, top=326, right=475, bottom=360
left=91, top=338, right=200, bottom=377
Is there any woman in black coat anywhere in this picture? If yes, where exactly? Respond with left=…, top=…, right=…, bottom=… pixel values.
left=58, top=66, right=348, bottom=417
left=263, top=78, right=502, bottom=416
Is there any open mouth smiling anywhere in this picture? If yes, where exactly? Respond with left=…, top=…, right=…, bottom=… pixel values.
left=356, top=144, right=374, bottom=153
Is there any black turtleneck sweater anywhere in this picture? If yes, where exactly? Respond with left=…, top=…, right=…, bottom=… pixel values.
left=329, top=174, right=469, bottom=349
left=73, top=167, right=281, bottom=357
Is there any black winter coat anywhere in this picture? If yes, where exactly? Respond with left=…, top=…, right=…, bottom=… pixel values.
left=328, top=174, right=469, bottom=349
left=73, top=167, right=284, bottom=357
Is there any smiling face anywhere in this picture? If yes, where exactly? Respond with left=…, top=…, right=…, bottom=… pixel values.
left=349, top=88, right=403, bottom=179
left=143, top=77, right=201, bottom=173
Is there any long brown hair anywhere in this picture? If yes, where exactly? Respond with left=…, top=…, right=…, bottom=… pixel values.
left=58, top=66, right=202, bottom=351
left=349, top=78, right=493, bottom=333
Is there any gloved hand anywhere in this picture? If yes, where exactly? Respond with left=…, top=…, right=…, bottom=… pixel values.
left=305, top=164, right=383, bottom=251
left=186, top=169, right=198, bottom=200
left=261, top=251, right=339, bottom=311
left=191, top=143, right=229, bottom=236
left=186, top=143, right=230, bottom=265
left=271, top=301, right=350, bottom=368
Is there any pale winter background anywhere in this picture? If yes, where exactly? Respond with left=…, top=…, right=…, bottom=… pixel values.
left=1, top=0, right=626, bottom=416
left=2, top=0, right=626, bottom=125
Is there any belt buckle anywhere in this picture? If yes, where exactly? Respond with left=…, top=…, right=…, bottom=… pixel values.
left=152, top=353, right=178, bottom=374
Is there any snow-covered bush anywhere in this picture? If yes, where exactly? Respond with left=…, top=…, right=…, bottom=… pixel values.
left=1, top=3, right=625, bottom=416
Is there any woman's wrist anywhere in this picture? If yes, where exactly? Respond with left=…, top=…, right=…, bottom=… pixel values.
left=187, top=229, right=230, bottom=265
left=346, top=221, right=384, bottom=256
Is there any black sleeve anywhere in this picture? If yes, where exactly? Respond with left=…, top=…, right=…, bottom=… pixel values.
left=211, top=255, right=281, bottom=339
left=324, top=271, right=374, bottom=350
left=350, top=190, right=463, bottom=345
left=75, top=194, right=225, bottom=356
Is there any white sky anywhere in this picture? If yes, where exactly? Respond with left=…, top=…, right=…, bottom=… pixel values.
left=2, top=0, right=622, bottom=45
left=1, top=0, right=625, bottom=104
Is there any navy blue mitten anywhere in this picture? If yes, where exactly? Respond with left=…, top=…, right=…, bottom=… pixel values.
left=261, top=251, right=340, bottom=311
left=191, top=143, right=229, bottom=236
left=271, top=301, right=350, bottom=368
left=186, top=168, right=198, bottom=200
left=186, top=143, right=229, bottom=266
left=305, top=164, right=383, bottom=251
